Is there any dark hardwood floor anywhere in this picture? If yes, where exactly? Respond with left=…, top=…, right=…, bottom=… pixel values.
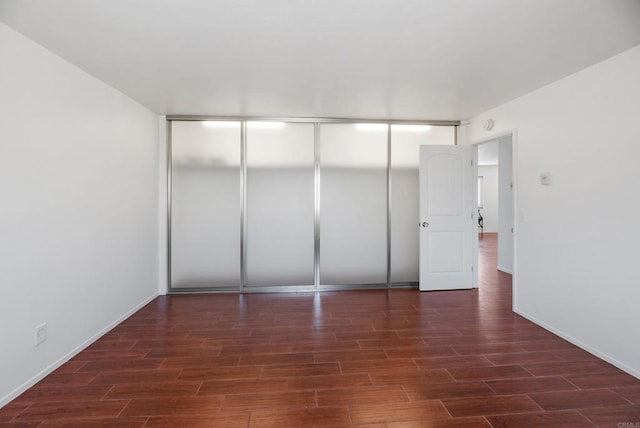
left=1, top=233, right=638, bottom=427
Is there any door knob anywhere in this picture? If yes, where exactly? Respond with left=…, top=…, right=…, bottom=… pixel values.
left=421, top=222, right=429, bottom=228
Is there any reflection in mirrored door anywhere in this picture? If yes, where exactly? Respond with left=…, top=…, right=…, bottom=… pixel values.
left=246, top=122, right=315, bottom=288
left=170, top=121, right=241, bottom=290
left=390, top=125, right=456, bottom=285
left=319, top=123, right=388, bottom=287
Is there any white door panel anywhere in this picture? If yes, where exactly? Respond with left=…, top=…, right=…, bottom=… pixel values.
left=419, top=145, right=473, bottom=291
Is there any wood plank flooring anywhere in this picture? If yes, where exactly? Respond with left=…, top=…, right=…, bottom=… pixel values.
left=1, top=233, right=639, bottom=427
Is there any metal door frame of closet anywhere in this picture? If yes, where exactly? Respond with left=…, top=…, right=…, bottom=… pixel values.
left=166, top=116, right=460, bottom=294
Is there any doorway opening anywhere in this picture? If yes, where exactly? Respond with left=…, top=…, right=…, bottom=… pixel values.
left=473, top=134, right=514, bottom=291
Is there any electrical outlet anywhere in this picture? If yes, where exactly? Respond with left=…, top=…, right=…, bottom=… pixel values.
left=35, top=323, right=47, bottom=346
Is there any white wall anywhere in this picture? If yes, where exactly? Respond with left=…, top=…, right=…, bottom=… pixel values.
left=0, top=22, right=159, bottom=406
left=462, top=45, right=640, bottom=377
left=478, top=165, right=498, bottom=233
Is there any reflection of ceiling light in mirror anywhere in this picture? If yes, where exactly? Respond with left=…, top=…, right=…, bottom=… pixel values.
left=392, top=125, right=432, bottom=132
left=202, top=121, right=240, bottom=128
left=202, top=121, right=285, bottom=129
left=247, top=121, right=285, bottom=129
left=355, top=123, right=388, bottom=131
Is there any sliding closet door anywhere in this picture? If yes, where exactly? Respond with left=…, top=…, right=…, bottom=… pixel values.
left=319, top=123, right=388, bottom=286
left=390, top=125, right=456, bottom=284
left=170, top=121, right=241, bottom=290
left=246, top=122, right=315, bottom=288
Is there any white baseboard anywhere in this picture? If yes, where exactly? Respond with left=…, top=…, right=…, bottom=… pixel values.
left=0, top=293, right=158, bottom=408
left=514, top=308, right=640, bottom=380
left=497, top=265, right=513, bottom=274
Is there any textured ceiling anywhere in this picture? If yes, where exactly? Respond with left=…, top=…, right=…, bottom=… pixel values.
left=1, top=0, right=639, bottom=119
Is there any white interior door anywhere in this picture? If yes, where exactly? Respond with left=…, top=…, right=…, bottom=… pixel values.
left=419, top=145, right=474, bottom=291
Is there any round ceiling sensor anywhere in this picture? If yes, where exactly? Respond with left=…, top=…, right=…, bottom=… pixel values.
left=482, top=119, right=494, bottom=131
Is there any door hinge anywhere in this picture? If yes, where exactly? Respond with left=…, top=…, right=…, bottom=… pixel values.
left=471, top=266, right=474, bottom=272
left=470, top=160, right=473, bottom=166
left=510, top=183, right=513, bottom=191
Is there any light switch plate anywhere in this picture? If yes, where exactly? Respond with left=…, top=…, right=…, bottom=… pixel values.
left=540, top=172, right=551, bottom=185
